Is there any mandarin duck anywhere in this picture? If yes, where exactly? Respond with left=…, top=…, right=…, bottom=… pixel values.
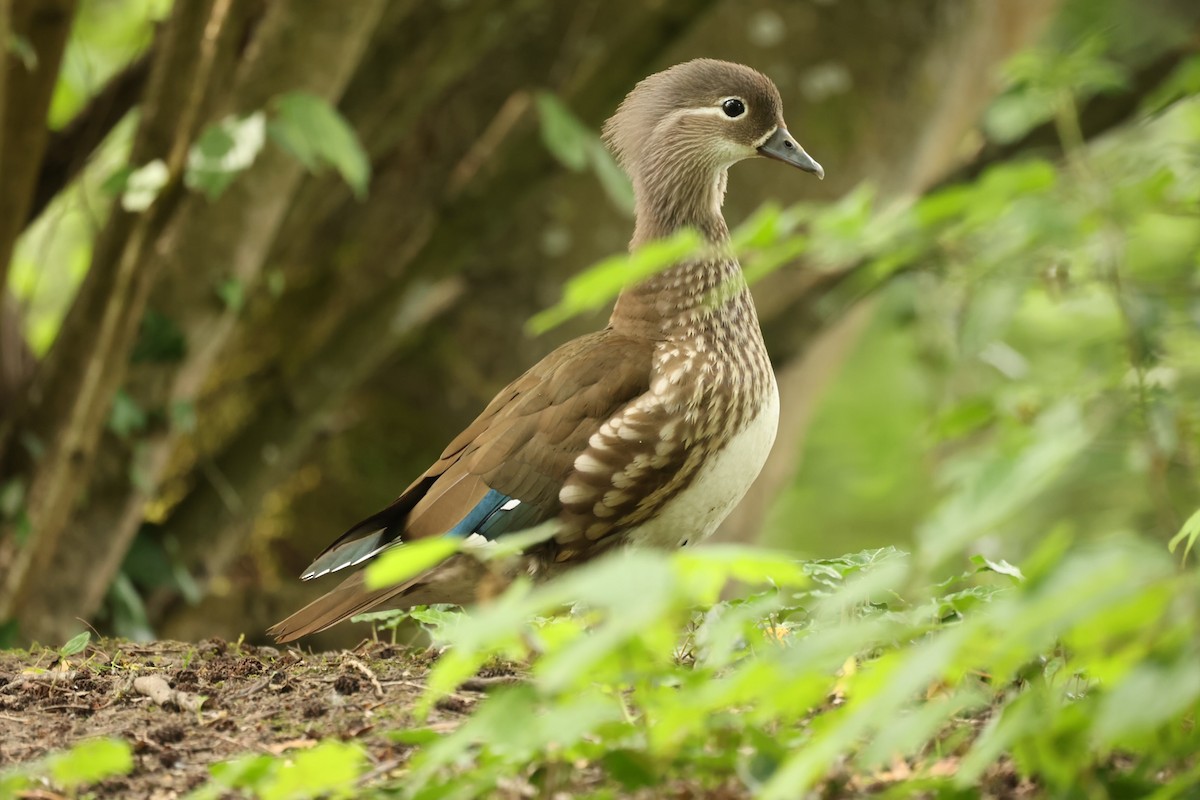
left=269, top=59, right=823, bottom=642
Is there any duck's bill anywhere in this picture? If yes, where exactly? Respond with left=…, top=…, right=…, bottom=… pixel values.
left=757, top=127, right=824, bottom=180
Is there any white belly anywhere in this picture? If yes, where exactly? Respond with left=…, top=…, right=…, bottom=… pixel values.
left=625, top=383, right=779, bottom=549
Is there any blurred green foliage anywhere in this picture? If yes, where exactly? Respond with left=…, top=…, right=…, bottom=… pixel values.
left=1, top=737, right=133, bottom=796
left=13, top=540, right=1195, bottom=796
left=776, top=87, right=1200, bottom=559
left=10, top=0, right=165, bottom=353
left=530, top=31, right=1200, bottom=561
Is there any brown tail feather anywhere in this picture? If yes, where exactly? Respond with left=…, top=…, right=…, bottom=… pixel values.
left=267, top=554, right=503, bottom=643
left=268, top=573, right=404, bottom=643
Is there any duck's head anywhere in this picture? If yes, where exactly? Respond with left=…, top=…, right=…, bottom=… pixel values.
left=603, top=58, right=824, bottom=184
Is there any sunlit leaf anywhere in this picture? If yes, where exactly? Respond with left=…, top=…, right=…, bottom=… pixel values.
left=121, top=159, right=169, bottom=211
left=527, top=229, right=703, bottom=333
left=59, top=631, right=91, bottom=657
left=1142, top=55, right=1200, bottom=114
left=269, top=91, right=370, bottom=198
left=259, top=741, right=364, bottom=800
left=918, top=402, right=1093, bottom=569
left=970, top=555, right=1025, bottom=581
left=185, top=112, right=266, bottom=199
left=365, top=537, right=460, bottom=590
left=1168, top=507, right=1200, bottom=564
left=49, top=739, right=133, bottom=789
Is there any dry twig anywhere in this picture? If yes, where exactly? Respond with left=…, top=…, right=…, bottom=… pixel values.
left=133, top=674, right=205, bottom=712
left=342, top=654, right=384, bottom=698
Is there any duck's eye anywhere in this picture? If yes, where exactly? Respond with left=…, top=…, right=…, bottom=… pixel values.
left=721, top=98, right=745, bottom=118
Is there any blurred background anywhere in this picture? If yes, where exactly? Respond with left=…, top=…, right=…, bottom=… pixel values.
left=0, top=0, right=1196, bottom=649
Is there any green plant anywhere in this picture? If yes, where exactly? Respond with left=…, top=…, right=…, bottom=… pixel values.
left=173, top=538, right=1200, bottom=798
left=0, top=738, right=133, bottom=798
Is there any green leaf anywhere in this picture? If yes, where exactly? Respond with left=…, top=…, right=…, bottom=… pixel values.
left=268, top=91, right=370, bottom=198
left=108, top=571, right=156, bottom=641
left=170, top=400, right=198, bottom=434
left=59, top=631, right=91, bottom=657
left=588, top=141, right=634, bottom=215
left=259, top=741, right=364, bottom=800
left=408, top=605, right=464, bottom=634
left=388, top=727, right=441, bottom=746
left=0, top=479, right=25, bottom=519
left=101, top=165, right=135, bottom=197
left=527, top=229, right=704, bottom=333
left=678, top=545, right=810, bottom=590
left=8, top=35, right=38, bottom=69
left=108, top=390, right=147, bottom=440
left=536, top=91, right=633, bottom=214
left=189, top=753, right=277, bottom=800
left=601, top=749, right=658, bottom=790
left=351, top=608, right=410, bottom=624
left=132, top=309, right=187, bottom=364
left=917, top=402, right=1093, bottom=569
left=1142, top=55, right=1200, bottom=114
left=365, top=537, right=460, bottom=590
left=49, top=739, right=133, bottom=789
left=266, top=269, right=286, bottom=297
left=185, top=112, right=266, bottom=199
left=121, top=159, right=169, bottom=212
left=1168, top=507, right=1200, bottom=564
left=535, top=92, right=591, bottom=171
left=970, top=555, right=1025, bottom=581
left=1094, top=660, right=1200, bottom=746
left=931, top=397, right=997, bottom=440
left=464, top=520, right=559, bottom=561
left=216, top=278, right=245, bottom=312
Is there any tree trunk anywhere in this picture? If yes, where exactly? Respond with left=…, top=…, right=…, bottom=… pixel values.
left=4, top=0, right=386, bottom=644
left=0, top=0, right=75, bottom=297
left=0, top=0, right=233, bottom=636
left=0, top=0, right=74, bottom=419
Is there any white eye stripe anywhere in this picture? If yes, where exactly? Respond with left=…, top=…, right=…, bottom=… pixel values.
left=657, top=96, right=751, bottom=126
left=752, top=125, right=778, bottom=148
left=668, top=106, right=747, bottom=122
left=678, top=107, right=734, bottom=119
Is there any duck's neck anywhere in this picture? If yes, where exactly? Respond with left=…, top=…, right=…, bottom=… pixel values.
left=629, top=165, right=729, bottom=248
left=612, top=166, right=743, bottom=338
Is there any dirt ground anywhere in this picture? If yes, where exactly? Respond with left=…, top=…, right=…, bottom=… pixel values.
left=0, top=637, right=504, bottom=798
left=1, top=637, right=1046, bottom=798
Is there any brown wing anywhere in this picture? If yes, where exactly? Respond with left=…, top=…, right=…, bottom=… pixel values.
left=551, top=344, right=718, bottom=554
left=268, top=329, right=655, bottom=641
left=405, top=328, right=658, bottom=538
